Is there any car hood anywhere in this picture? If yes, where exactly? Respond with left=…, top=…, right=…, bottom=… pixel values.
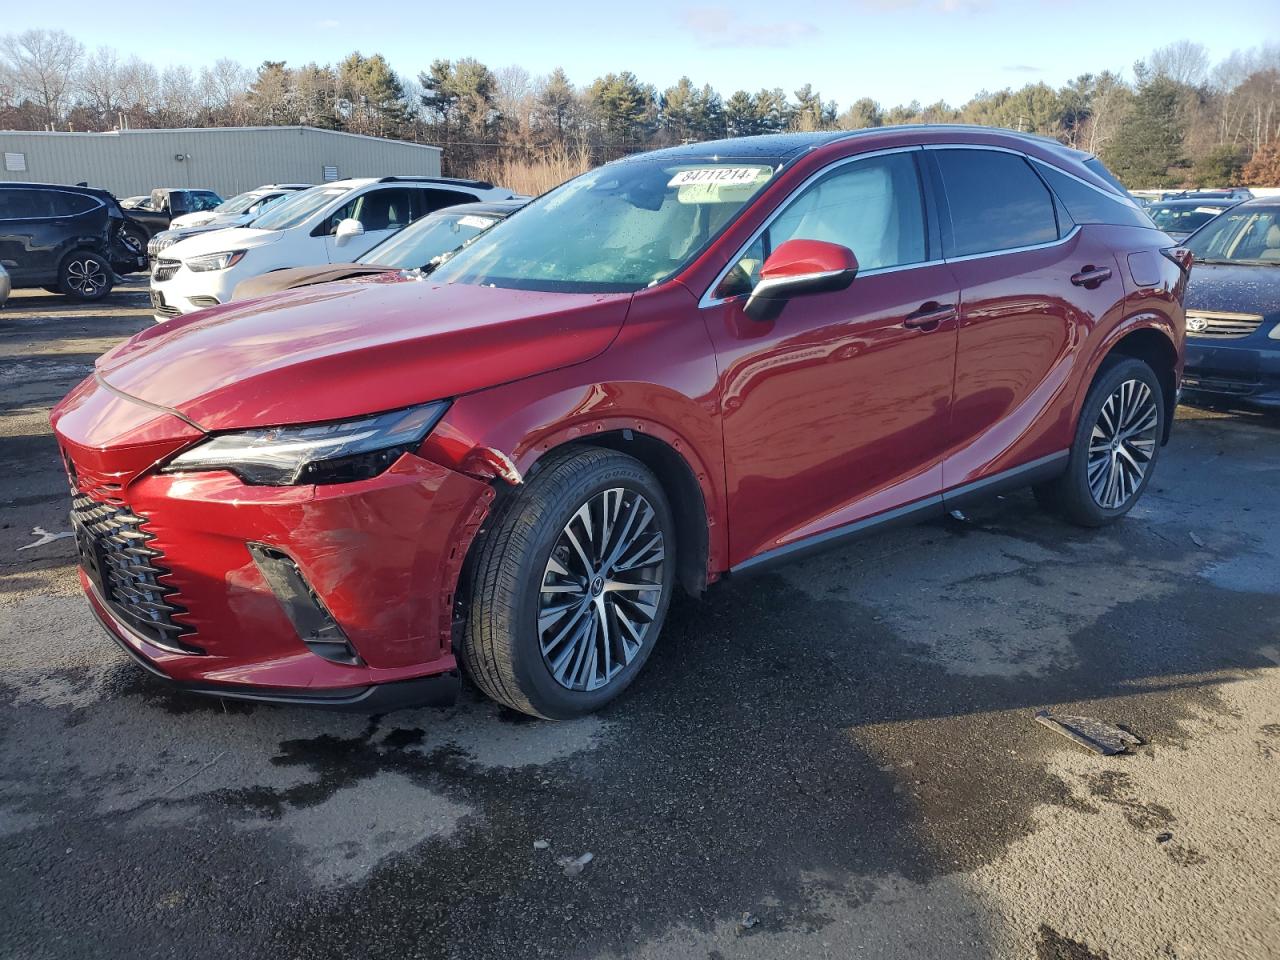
left=95, top=280, right=632, bottom=430
left=232, top=263, right=398, bottom=301
left=1185, top=261, right=1280, bottom=319
left=171, top=211, right=217, bottom=227
left=164, top=226, right=282, bottom=259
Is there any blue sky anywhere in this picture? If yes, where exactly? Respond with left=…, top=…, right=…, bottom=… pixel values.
left=10, top=0, right=1280, bottom=107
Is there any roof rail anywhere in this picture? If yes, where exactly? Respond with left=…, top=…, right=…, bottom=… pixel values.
left=378, top=175, right=495, bottom=190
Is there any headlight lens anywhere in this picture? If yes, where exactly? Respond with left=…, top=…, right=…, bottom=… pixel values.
left=184, top=250, right=247, bottom=272
left=162, top=401, right=451, bottom=485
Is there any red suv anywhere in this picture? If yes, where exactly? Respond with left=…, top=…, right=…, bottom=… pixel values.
left=52, top=127, right=1187, bottom=718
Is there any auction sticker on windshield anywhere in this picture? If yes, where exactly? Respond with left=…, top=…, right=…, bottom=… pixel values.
left=670, top=166, right=772, bottom=204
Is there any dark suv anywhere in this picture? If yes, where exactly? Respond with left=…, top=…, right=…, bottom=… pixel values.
left=0, top=182, right=147, bottom=300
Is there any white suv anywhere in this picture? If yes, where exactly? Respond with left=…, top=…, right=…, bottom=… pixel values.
left=149, top=184, right=312, bottom=258
left=149, top=177, right=516, bottom=320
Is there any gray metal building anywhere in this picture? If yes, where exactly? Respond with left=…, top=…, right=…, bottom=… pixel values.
left=0, top=126, right=443, bottom=198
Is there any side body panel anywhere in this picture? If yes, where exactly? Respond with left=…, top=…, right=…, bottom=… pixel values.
left=703, top=263, right=960, bottom=566
left=940, top=227, right=1128, bottom=485
left=421, top=282, right=731, bottom=578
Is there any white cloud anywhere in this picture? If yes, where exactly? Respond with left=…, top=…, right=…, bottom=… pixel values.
left=680, top=6, right=820, bottom=49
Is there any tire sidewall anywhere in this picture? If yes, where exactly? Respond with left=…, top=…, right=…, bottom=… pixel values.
left=59, top=250, right=113, bottom=301
left=1065, top=357, right=1165, bottom=524
left=509, top=457, right=677, bottom=719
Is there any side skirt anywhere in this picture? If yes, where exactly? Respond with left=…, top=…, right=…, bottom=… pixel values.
left=730, top=451, right=1069, bottom=576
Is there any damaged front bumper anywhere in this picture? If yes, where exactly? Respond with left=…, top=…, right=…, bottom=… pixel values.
left=75, top=457, right=494, bottom=709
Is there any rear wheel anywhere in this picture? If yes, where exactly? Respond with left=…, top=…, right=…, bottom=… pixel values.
left=120, top=224, right=149, bottom=270
left=1035, top=356, right=1164, bottom=526
left=461, top=447, right=676, bottom=719
left=58, top=250, right=114, bottom=301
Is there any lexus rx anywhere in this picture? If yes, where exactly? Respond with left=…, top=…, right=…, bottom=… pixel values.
left=53, top=127, right=1187, bottom=718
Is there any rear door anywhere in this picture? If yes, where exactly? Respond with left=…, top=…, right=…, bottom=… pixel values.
left=929, top=147, right=1126, bottom=487
left=0, top=188, right=61, bottom=282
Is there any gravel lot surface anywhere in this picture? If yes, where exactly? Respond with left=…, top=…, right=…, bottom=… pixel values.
left=2, top=281, right=1278, bottom=959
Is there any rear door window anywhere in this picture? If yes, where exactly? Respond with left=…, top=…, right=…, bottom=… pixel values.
left=415, top=189, right=479, bottom=218
left=934, top=149, right=1059, bottom=257
left=49, top=192, right=100, bottom=217
left=0, top=189, right=61, bottom=219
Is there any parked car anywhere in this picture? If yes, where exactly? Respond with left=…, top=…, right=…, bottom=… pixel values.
left=54, top=127, right=1186, bottom=717
left=149, top=184, right=312, bottom=259
left=119, top=196, right=151, bottom=210
left=125, top=188, right=223, bottom=239
left=1160, top=188, right=1253, bottom=202
left=1177, top=199, right=1280, bottom=411
left=0, top=262, right=10, bottom=306
left=1145, top=198, right=1240, bottom=240
left=169, top=184, right=311, bottom=229
left=230, top=199, right=526, bottom=302
left=148, top=177, right=516, bottom=320
left=0, top=181, right=148, bottom=300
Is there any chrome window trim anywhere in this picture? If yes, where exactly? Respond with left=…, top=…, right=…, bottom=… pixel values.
left=1026, top=156, right=1143, bottom=210
left=942, top=224, right=1081, bottom=264
left=699, top=145, right=928, bottom=309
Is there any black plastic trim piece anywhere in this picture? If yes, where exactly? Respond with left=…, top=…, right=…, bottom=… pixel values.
left=730, top=451, right=1069, bottom=575
left=89, top=596, right=459, bottom=712
left=247, top=542, right=362, bottom=666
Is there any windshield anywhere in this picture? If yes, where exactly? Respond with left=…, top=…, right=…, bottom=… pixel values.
left=430, top=159, right=776, bottom=292
left=250, top=187, right=348, bottom=231
left=216, top=191, right=273, bottom=215
left=1149, top=204, right=1227, bottom=234
left=1186, top=206, right=1280, bottom=264
left=360, top=210, right=504, bottom=268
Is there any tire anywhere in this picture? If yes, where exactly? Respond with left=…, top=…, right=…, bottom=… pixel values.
left=120, top=224, right=149, bottom=272
left=461, top=446, right=677, bottom=719
left=58, top=250, right=114, bottom=301
left=1035, top=356, right=1165, bottom=527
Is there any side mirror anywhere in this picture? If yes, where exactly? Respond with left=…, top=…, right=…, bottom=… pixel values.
left=334, top=218, right=364, bottom=247
left=744, top=239, right=858, bottom=321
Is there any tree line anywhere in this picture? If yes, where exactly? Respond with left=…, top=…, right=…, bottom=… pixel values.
left=2, top=30, right=1278, bottom=188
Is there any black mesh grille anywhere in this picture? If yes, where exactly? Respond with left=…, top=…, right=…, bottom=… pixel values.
left=151, top=259, right=180, bottom=282
left=71, top=493, right=202, bottom=654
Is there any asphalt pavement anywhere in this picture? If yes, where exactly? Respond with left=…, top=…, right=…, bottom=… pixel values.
left=2, top=281, right=1278, bottom=960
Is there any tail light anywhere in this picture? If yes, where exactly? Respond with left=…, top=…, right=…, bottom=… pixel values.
left=1161, top=246, right=1193, bottom=274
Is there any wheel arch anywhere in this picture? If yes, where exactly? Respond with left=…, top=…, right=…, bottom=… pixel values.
left=1082, top=316, right=1180, bottom=445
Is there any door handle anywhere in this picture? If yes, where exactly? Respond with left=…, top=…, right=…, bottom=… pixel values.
left=1071, top=265, right=1113, bottom=288
left=903, top=302, right=956, bottom=330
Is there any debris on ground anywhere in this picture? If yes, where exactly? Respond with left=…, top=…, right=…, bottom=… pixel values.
left=1190, top=532, right=1205, bottom=547
left=17, top=526, right=73, bottom=551
left=1033, top=710, right=1143, bottom=756
left=532, top=839, right=550, bottom=850
left=949, top=510, right=968, bottom=521
left=739, top=912, right=759, bottom=930
left=556, top=852, right=593, bottom=877
left=1156, top=832, right=1174, bottom=844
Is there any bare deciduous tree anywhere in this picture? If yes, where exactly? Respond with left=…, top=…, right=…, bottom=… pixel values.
left=0, top=28, right=83, bottom=128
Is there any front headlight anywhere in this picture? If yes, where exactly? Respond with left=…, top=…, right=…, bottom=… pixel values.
left=162, top=401, right=451, bottom=485
left=185, top=250, right=247, bottom=272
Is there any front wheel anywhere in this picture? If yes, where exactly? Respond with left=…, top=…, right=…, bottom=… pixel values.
left=58, top=251, right=114, bottom=301
left=1035, top=356, right=1165, bottom=527
left=461, top=447, right=676, bottom=719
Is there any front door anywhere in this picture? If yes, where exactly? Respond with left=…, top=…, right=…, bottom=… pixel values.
left=322, top=187, right=416, bottom=262
left=702, top=150, right=961, bottom=566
